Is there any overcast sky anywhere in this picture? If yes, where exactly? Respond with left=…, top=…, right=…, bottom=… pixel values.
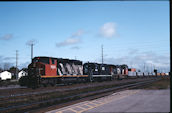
left=0, top=1, right=170, bottom=72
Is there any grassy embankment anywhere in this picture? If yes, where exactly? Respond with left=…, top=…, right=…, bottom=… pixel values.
left=139, top=76, right=170, bottom=89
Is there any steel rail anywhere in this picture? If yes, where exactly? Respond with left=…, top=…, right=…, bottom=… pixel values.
left=0, top=77, right=153, bottom=99
left=0, top=78, right=160, bottom=112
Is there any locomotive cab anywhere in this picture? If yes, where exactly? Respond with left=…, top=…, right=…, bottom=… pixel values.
left=30, top=57, right=57, bottom=77
left=26, top=57, right=58, bottom=88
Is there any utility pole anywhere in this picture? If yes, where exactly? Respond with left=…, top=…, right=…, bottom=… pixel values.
left=26, top=40, right=36, bottom=63
left=151, top=63, right=152, bottom=73
left=31, top=43, right=34, bottom=62
left=170, top=4, right=172, bottom=112
left=101, top=44, right=103, bottom=64
left=144, top=63, right=145, bottom=72
left=16, top=50, right=18, bottom=79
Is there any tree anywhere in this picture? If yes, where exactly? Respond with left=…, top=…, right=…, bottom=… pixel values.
left=9, top=66, right=19, bottom=79
left=0, top=67, right=3, bottom=73
left=3, top=63, right=11, bottom=70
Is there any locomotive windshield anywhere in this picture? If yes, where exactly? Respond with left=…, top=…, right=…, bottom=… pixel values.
left=32, top=57, right=50, bottom=64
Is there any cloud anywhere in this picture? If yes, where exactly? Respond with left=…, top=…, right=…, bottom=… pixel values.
left=19, top=62, right=30, bottom=69
left=99, top=22, right=116, bottom=38
left=56, top=38, right=81, bottom=47
left=56, top=30, right=84, bottom=48
left=128, top=49, right=139, bottom=55
left=71, top=29, right=84, bottom=38
left=0, top=56, right=15, bottom=62
left=96, top=51, right=170, bottom=73
left=0, top=34, right=13, bottom=40
left=3, top=57, right=15, bottom=61
left=70, top=46, right=80, bottom=50
left=0, top=62, right=14, bottom=70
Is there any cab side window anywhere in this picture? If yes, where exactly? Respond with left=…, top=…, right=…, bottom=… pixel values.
left=52, top=59, right=55, bottom=64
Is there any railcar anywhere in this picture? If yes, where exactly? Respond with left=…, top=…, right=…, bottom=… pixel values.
left=20, top=56, right=130, bottom=88
left=83, top=62, right=112, bottom=81
left=26, top=57, right=88, bottom=88
left=112, top=65, right=128, bottom=79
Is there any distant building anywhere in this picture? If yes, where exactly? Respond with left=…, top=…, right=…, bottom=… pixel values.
left=18, top=70, right=27, bottom=79
left=0, top=71, right=12, bottom=80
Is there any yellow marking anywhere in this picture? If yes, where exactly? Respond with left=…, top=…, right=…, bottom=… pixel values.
left=82, top=103, right=94, bottom=109
left=78, top=90, right=140, bottom=113
left=54, top=90, right=140, bottom=113
left=55, top=111, right=62, bottom=113
left=92, top=101, right=103, bottom=105
left=57, top=105, right=88, bottom=113
left=68, top=108, right=78, bottom=112
left=75, top=106, right=86, bottom=110
left=87, top=102, right=99, bottom=106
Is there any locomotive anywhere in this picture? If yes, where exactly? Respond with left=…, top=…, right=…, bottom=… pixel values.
left=19, top=56, right=128, bottom=88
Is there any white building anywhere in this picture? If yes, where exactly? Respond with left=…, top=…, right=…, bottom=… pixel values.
left=0, top=71, right=12, bottom=80
left=18, top=70, right=27, bottom=79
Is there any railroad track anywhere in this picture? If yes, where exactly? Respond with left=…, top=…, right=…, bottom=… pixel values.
left=0, top=78, right=161, bottom=113
left=0, top=77, right=153, bottom=99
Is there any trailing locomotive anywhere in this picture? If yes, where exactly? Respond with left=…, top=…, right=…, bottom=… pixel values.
left=19, top=56, right=129, bottom=88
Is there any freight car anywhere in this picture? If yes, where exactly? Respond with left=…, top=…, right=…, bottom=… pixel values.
left=19, top=56, right=131, bottom=88
left=83, top=62, right=113, bottom=81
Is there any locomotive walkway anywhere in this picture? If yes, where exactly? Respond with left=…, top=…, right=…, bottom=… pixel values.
left=47, top=89, right=170, bottom=113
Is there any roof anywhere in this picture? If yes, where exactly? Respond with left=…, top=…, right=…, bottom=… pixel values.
left=33, top=56, right=83, bottom=63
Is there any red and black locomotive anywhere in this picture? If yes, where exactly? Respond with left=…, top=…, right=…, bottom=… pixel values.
left=20, top=56, right=128, bottom=88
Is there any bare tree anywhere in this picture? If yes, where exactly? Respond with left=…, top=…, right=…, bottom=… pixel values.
left=3, top=62, right=11, bottom=70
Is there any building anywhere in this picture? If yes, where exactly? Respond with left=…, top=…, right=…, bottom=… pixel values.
left=18, top=70, right=27, bottom=79
left=0, top=71, right=12, bottom=80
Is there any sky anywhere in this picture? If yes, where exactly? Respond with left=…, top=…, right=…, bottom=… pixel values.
left=0, top=1, right=170, bottom=73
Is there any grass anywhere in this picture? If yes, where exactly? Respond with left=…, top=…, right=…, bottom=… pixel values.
left=1, top=79, right=143, bottom=108
left=0, top=80, right=18, bottom=86
left=139, top=77, right=170, bottom=89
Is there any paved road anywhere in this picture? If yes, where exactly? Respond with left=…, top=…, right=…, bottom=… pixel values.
left=47, top=89, right=170, bottom=113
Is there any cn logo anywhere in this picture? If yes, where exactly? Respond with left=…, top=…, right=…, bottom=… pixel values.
left=51, top=65, right=56, bottom=69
